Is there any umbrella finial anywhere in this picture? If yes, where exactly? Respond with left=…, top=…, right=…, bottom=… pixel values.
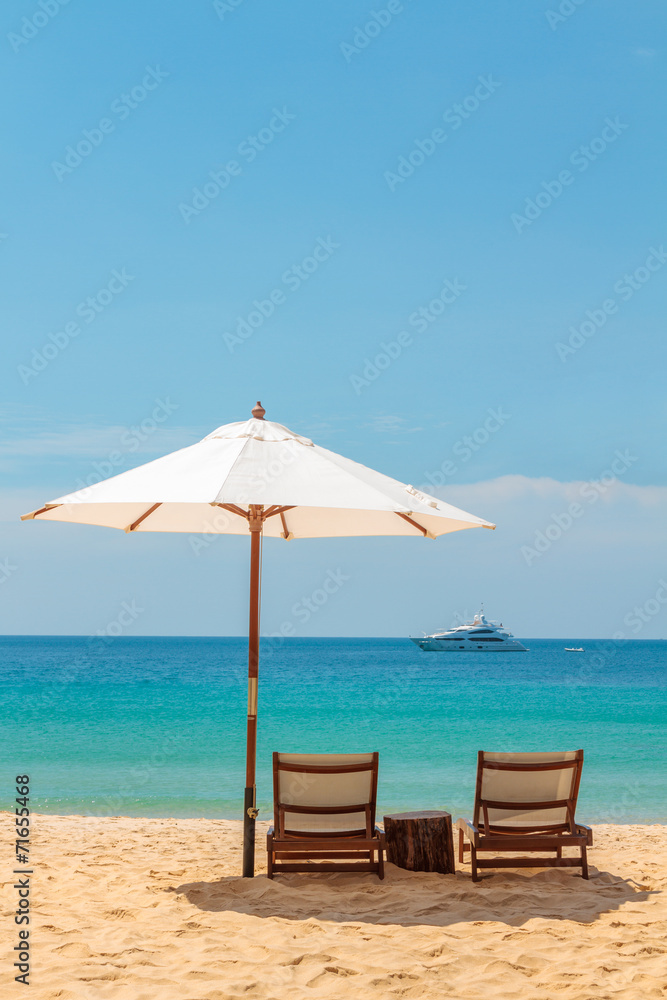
left=251, top=401, right=266, bottom=420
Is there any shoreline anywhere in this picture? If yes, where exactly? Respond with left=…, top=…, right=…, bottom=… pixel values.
left=2, top=814, right=665, bottom=997
left=14, top=808, right=667, bottom=824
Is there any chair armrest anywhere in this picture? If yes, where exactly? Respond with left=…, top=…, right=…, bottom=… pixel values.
left=375, top=824, right=385, bottom=844
left=575, top=823, right=593, bottom=845
left=456, top=817, right=480, bottom=846
left=267, top=826, right=274, bottom=847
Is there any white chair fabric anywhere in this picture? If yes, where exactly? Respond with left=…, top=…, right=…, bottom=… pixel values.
left=276, top=753, right=375, bottom=834
left=480, top=751, right=580, bottom=829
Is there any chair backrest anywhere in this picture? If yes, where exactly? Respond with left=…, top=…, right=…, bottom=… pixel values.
left=273, top=752, right=379, bottom=837
left=473, top=750, right=584, bottom=834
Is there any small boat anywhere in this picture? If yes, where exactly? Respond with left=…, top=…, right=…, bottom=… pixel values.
left=410, top=608, right=528, bottom=652
left=565, top=647, right=584, bottom=652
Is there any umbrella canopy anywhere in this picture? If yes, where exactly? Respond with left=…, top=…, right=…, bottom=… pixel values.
left=22, top=405, right=494, bottom=539
left=22, top=402, right=495, bottom=874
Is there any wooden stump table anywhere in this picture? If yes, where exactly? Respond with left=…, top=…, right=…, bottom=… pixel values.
left=383, top=810, right=455, bottom=874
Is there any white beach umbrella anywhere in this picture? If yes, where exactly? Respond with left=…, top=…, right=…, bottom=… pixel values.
left=22, top=402, right=495, bottom=874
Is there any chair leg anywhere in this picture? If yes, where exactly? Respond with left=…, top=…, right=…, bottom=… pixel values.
left=581, top=843, right=589, bottom=880
left=458, top=827, right=465, bottom=864
left=470, top=845, right=480, bottom=883
left=556, top=846, right=562, bottom=859
left=377, top=844, right=385, bottom=880
left=267, top=836, right=274, bottom=880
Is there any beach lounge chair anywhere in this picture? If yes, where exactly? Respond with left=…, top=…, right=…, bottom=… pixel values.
left=267, top=752, right=385, bottom=879
left=456, top=750, right=593, bottom=881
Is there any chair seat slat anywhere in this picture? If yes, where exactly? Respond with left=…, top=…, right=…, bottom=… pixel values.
left=277, top=761, right=374, bottom=774
left=483, top=760, right=578, bottom=771
left=481, top=823, right=571, bottom=835
left=281, top=802, right=370, bottom=815
left=481, top=798, right=570, bottom=810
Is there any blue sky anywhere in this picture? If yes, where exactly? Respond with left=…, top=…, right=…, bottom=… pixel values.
left=1, top=0, right=666, bottom=638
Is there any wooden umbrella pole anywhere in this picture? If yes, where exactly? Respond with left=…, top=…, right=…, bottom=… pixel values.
left=242, top=506, right=263, bottom=877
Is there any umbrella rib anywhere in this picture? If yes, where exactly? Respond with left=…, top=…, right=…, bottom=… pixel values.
left=215, top=503, right=250, bottom=520
left=20, top=504, right=61, bottom=521
left=125, top=503, right=162, bottom=532
left=279, top=510, right=293, bottom=540
left=394, top=511, right=429, bottom=536
left=263, top=505, right=295, bottom=519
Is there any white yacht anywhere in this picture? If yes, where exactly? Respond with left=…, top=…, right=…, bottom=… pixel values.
left=411, top=609, right=528, bottom=652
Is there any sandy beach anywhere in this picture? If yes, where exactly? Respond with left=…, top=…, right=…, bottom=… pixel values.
left=3, top=814, right=665, bottom=999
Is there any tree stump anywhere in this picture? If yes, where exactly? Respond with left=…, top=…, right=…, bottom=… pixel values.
left=383, top=810, right=454, bottom=874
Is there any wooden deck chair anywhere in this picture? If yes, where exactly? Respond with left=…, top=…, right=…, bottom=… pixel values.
left=267, top=752, right=385, bottom=879
left=456, top=750, right=593, bottom=881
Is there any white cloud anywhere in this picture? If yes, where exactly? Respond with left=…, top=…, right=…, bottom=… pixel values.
left=366, top=415, right=422, bottom=435
left=442, top=474, right=667, bottom=510
left=0, top=425, right=197, bottom=459
left=0, top=404, right=201, bottom=470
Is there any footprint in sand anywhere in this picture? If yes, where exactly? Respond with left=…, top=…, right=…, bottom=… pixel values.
left=53, top=943, right=95, bottom=958
left=307, top=965, right=361, bottom=986
left=103, top=909, right=136, bottom=921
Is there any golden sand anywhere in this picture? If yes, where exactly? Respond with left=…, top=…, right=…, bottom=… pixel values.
left=3, top=815, right=665, bottom=999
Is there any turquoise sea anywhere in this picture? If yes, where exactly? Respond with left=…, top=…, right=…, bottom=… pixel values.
left=2, top=636, right=665, bottom=823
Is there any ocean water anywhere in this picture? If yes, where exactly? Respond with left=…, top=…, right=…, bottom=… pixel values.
left=1, top=636, right=665, bottom=824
